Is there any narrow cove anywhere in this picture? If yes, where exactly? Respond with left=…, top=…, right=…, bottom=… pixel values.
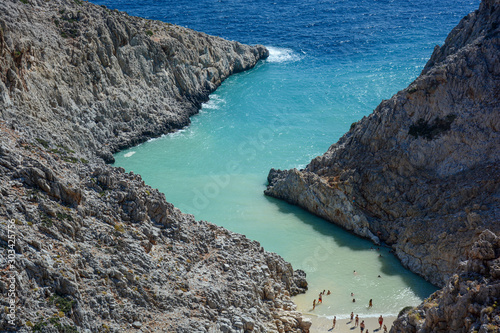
left=113, top=49, right=438, bottom=319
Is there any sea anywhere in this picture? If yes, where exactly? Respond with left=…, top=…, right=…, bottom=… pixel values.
left=91, top=0, right=479, bottom=321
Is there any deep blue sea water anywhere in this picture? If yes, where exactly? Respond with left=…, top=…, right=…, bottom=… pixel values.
left=92, top=0, right=480, bottom=321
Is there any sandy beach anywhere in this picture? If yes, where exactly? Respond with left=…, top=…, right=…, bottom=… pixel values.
left=306, top=314, right=396, bottom=333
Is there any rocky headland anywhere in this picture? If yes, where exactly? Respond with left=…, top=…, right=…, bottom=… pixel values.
left=266, top=0, right=499, bottom=331
left=0, top=0, right=268, bottom=163
left=0, top=0, right=311, bottom=332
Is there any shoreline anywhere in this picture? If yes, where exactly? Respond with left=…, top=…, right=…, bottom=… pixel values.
left=306, top=314, right=396, bottom=333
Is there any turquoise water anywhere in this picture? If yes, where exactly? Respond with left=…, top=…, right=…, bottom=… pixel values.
left=104, top=0, right=480, bottom=320
left=113, top=49, right=438, bottom=318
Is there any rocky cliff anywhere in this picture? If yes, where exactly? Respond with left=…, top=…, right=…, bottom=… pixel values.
left=0, top=0, right=268, bottom=163
left=392, top=230, right=500, bottom=333
left=0, top=123, right=308, bottom=332
left=0, top=0, right=311, bottom=332
left=266, top=0, right=500, bottom=288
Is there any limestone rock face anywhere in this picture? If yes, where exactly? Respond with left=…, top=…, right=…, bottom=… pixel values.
left=0, top=0, right=311, bottom=332
left=266, top=0, right=500, bottom=287
left=0, top=0, right=268, bottom=163
left=391, top=230, right=500, bottom=333
left=0, top=120, right=308, bottom=332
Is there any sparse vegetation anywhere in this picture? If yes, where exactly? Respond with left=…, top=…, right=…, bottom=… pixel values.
left=408, top=114, right=456, bottom=140
left=32, top=320, right=48, bottom=332
left=40, top=212, right=53, bottom=227
left=62, top=156, right=79, bottom=163
left=398, top=305, right=414, bottom=318
left=409, top=311, right=422, bottom=322
left=56, top=212, right=73, bottom=221
left=49, top=294, right=75, bottom=315
left=35, top=138, right=50, bottom=148
left=146, top=30, right=154, bottom=36
left=486, top=324, right=499, bottom=332
left=114, top=223, right=125, bottom=233
left=56, top=144, right=75, bottom=154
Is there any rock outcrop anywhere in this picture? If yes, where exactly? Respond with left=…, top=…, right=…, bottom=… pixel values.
left=0, top=123, right=308, bottom=332
left=0, top=0, right=268, bottom=163
left=0, top=0, right=311, bottom=332
left=266, top=0, right=500, bottom=288
left=392, top=230, right=500, bottom=333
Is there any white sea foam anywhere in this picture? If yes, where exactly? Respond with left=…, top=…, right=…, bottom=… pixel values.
left=145, top=128, right=189, bottom=143
left=320, top=312, right=399, bottom=320
left=202, top=94, right=226, bottom=110
left=265, top=46, right=304, bottom=63
left=123, top=151, right=136, bottom=158
left=147, top=135, right=164, bottom=143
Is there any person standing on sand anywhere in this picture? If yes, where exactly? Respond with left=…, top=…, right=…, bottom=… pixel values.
left=355, top=314, right=359, bottom=327
left=383, top=324, right=388, bottom=332
left=360, top=320, right=365, bottom=332
left=350, top=312, right=354, bottom=322
left=313, top=299, right=316, bottom=310
left=332, top=316, right=336, bottom=329
left=379, top=315, right=383, bottom=329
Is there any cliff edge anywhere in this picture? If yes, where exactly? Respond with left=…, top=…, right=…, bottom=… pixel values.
left=266, top=0, right=499, bottom=331
left=266, top=0, right=499, bottom=288
left=0, top=0, right=312, bottom=332
left=0, top=0, right=268, bottom=163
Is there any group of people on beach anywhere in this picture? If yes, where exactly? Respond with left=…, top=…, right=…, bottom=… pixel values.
left=312, top=289, right=331, bottom=309
left=348, top=313, right=387, bottom=333
left=312, top=289, right=388, bottom=332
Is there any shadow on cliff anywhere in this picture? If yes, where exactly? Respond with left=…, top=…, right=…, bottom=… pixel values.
left=264, top=195, right=438, bottom=296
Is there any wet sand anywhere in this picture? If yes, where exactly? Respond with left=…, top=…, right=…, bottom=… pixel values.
left=306, top=314, right=396, bottom=333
